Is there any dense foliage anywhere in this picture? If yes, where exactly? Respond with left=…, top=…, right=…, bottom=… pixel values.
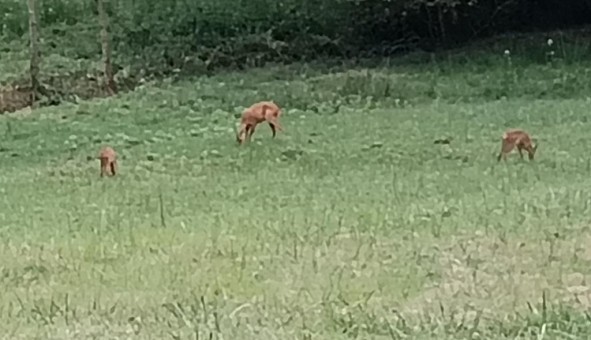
left=2, top=0, right=591, bottom=73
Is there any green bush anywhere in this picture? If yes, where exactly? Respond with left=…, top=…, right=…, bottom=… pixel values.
left=1, top=0, right=591, bottom=76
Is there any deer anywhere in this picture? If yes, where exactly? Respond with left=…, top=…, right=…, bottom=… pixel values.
left=497, top=128, right=538, bottom=162
left=236, top=101, right=283, bottom=144
left=98, top=146, right=117, bottom=177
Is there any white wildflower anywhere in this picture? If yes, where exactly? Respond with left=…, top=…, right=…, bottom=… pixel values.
left=547, top=39, right=554, bottom=47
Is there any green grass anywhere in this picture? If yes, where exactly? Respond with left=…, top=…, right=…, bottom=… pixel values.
left=2, top=56, right=591, bottom=339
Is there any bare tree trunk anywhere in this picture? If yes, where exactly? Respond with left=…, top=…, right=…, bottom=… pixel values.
left=437, top=4, right=446, bottom=43
left=97, top=0, right=117, bottom=95
left=27, top=0, right=41, bottom=106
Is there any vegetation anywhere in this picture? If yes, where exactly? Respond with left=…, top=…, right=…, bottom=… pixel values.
left=0, top=46, right=591, bottom=338
left=1, top=0, right=591, bottom=339
left=2, top=0, right=591, bottom=112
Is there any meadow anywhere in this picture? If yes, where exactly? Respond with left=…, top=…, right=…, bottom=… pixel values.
left=2, top=36, right=591, bottom=339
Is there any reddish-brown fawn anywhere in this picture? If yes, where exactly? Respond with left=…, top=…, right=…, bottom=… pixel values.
left=497, top=129, right=538, bottom=161
left=236, top=101, right=283, bottom=144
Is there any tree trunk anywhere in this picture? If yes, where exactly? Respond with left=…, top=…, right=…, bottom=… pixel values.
left=97, top=0, right=117, bottom=95
left=27, top=0, right=41, bottom=106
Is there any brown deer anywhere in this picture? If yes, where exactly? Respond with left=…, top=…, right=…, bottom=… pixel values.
left=236, top=101, right=283, bottom=144
left=497, top=128, right=538, bottom=161
left=98, top=146, right=117, bottom=177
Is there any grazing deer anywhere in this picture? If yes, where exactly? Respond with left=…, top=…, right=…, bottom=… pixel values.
left=497, top=128, right=538, bottom=161
left=98, top=146, right=117, bottom=177
left=236, top=101, right=283, bottom=144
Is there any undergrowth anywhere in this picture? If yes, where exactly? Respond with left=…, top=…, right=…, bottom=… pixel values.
left=2, top=28, right=591, bottom=113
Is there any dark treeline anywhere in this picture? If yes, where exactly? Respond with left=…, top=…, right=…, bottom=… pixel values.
left=2, top=0, right=591, bottom=72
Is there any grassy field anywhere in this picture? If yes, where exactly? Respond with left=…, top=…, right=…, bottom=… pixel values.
left=1, top=52, right=591, bottom=339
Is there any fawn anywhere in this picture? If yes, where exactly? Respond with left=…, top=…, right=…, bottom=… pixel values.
left=497, top=128, right=538, bottom=161
left=236, top=101, right=283, bottom=144
left=98, top=146, right=117, bottom=177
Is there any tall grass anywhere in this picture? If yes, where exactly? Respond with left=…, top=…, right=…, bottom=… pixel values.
left=1, top=63, right=591, bottom=337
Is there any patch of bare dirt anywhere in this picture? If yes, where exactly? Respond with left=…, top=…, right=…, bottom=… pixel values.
left=0, top=71, right=138, bottom=114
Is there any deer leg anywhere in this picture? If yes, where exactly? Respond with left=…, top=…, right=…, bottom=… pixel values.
left=498, top=142, right=514, bottom=162
left=497, top=152, right=510, bottom=162
left=247, top=125, right=256, bottom=141
left=266, top=117, right=283, bottom=136
left=100, top=159, right=106, bottom=177
left=268, top=122, right=277, bottom=138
